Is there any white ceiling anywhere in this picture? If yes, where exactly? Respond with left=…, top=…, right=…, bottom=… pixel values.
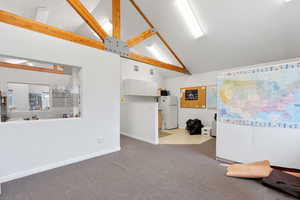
left=1, top=0, right=299, bottom=74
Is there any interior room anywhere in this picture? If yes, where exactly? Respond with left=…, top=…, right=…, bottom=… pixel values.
left=0, top=0, right=299, bottom=199
left=0, top=56, right=81, bottom=122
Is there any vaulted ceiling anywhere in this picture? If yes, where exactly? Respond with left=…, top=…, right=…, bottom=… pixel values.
left=1, top=0, right=299, bottom=74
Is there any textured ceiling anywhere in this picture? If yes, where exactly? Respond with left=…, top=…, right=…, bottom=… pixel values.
left=1, top=0, right=299, bottom=74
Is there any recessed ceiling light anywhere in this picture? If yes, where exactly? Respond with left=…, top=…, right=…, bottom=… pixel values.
left=5, top=58, right=27, bottom=64
left=175, top=0, right=205, bottom=38
left=147, top=44, right=171, bottom=64
left=93, top=19, right=112, bottom=37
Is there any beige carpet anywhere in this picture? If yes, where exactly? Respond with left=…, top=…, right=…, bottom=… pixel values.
left=159, top=129, right=212, bottom=144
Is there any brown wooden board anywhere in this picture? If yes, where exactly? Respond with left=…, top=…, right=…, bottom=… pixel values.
left=180, top=86, right=206, bottom=109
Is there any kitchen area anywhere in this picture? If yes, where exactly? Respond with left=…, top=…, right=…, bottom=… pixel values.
left=0, top=55, right=81, bottom=123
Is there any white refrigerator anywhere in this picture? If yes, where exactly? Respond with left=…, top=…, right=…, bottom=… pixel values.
left=159, top=96, right=178, bottom=130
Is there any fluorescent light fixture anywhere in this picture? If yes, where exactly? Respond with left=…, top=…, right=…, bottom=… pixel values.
left=93, top=19, right=112, bottom=37
left=5, top=58, right=27, bottom=64
left=102, top=20, right=113, bottom=34
left=147, top=44, right=170, bottom=64
left=175, top=0, right=205, bottom=38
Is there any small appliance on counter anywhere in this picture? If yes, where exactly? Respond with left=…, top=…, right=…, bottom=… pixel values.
left=160, top=90, right=169, bottom=96
left=157, top=88, right=169, bottom=96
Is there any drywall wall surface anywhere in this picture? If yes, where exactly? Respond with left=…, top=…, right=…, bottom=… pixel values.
left=216, top=59, right=300, bottom=169
left=121, top=101, right=159, bottom=144
left=217, top=123, right=300, bottom=169
left=121, top=58, right=165, bottom=89
left=165, top=57, right=300, bottom=129
left=166, top=58, right=300, bottom=169
left=165, top=71, right=218, bottom=128
left=0, top=67, right=71, bottom=92
left=0, top=23, right=120, bottom=183
left=120, top=58, right=161, bottom=144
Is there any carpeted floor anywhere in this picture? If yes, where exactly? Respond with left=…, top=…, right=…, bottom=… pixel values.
left=0, top=136, right=296, bottom=200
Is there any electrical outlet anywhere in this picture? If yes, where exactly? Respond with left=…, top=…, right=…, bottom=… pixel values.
left=97, top=138, right=103, bottom=144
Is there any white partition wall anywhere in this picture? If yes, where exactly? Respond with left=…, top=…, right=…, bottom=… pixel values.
left=120, top=58, right=162, bottom=144
left=217, top=123, right=300, bottom=169
left=165, top=58, right=300, bottom=170
left=121, top=100, right=159, bottom=144
left=217, top=61, right=300, bottom=169
left=0, top=23, right=121, bottom=183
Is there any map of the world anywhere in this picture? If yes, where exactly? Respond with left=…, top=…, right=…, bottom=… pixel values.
left=217, top=63, right=300, bottom=129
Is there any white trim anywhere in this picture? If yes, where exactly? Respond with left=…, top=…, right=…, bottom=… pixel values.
left=216, top=156, right=238, bottom=164
left=0, top=147, right=120, bottom=184
left=121, top=132, right=159, bottom=145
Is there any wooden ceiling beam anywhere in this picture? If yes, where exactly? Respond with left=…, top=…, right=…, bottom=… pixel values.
left=0, top=62, right=65, bottom=74
left=0, top=10, right=105, bottom=50
left=66, top=0, right=108, bottom=40
left=129, top=0, right=154, bottom=28
left=128, top=0, right=191, bottom=75
left=0, top=1, right=189, bottom=75
left=156, top=32, right=191, bottom=74
left=127, top=52, right=187, bottom=74
left=127, top=29, right=157, bottom=48
left=112, top=0, right=121, bottom=39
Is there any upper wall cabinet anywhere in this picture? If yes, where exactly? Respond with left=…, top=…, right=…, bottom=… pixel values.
left=122, top=79, right=158, bottom=97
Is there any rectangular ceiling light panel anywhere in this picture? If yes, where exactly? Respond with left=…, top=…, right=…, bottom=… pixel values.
left=175, top=0, right=205, bottom=38
left=5, top=59, right=28, bottom=64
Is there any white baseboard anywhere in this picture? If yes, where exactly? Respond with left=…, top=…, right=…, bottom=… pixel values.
left=121, top=132, right=159, bottom=145
left=216, top=157, right=238, bottom=164
left=0, top=147, right=120, bottom=184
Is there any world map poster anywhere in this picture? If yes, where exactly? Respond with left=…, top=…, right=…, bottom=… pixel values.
left=217, top=62, right=300, bottom=129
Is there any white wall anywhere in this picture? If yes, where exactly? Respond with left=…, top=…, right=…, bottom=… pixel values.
left=120, top=58, right=161, bottom=144
left=165, top=58, right=300, bottom=169
left=216, top=59, right=300, bottom=169
left=0, top=23, right=120, bottom=183
left=121, top=58, right=165, bottom=89
left=121, top=102, right=159, bottom=144
left=165, top=71, right=218, bottom=128
left=7, top=83, right=30, bottom=112
left=165, top=57, right=300, bottom=128
left=0, top=67, right=71, bottom=92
